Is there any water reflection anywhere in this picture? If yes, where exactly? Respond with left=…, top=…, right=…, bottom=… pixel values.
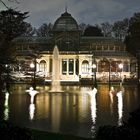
left=1, top=84, right=139, bottom=138
left=51, top=94, right=61, bottom=131
left=116, top=86, right=124, bottom=126
left=109, top=86, right=114, bottom=115
left=29, top=103, right=35, bottom=120
left=4, top=92, right=10, bottom=120
left=88, top=88, right=97, bottom=137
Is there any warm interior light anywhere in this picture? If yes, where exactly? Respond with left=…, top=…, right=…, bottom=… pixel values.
left=92, top=64, right=96, bottom=69
left=118, top=63, right=123, bottom=69
left=30, top=63, right=35, bottom=68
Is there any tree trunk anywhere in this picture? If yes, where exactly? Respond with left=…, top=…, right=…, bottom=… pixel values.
left=137, top=53, right=140, bottom=83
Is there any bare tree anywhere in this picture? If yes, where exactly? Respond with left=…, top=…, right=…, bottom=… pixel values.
left=78, top=23, right=87, bottom=35
left=112, top=18, right=129, bottom=41
left=23, top=23, right=37, bottom=36
left=37, top=23, right=53, bottom=37
left=100, top=22, right=113, bottom=37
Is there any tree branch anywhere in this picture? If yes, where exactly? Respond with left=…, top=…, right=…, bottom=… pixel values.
left=0, top=0, right=20, bottom=9
left=0, top=0, right=9, bottom=9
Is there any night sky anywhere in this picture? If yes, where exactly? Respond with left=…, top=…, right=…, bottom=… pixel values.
left=1, top=0, right=140, bottom=27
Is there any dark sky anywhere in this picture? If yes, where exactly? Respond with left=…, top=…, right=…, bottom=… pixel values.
left=1, top=0, right=140, bottom=27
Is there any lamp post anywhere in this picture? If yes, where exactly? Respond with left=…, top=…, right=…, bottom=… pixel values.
left=109, top=61, right=111, bottom=90
left=30, top=59, right=36, bottom=89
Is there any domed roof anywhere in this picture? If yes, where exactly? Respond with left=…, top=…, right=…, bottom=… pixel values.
left=53, top=11, right=79, bottom=31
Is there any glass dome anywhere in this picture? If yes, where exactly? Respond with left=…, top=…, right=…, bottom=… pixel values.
left=53, top=11, right=79, bottom=31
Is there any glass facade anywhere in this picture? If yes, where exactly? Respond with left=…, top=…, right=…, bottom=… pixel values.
left=82, top=60, right=89, bottom=74
left=69, top=59, right=74, bottom=75
left=62, top=59, right=75, bottom=75
left=62, top=59, right=67, bottom=75
left=40, top=60, right=46, bottom=72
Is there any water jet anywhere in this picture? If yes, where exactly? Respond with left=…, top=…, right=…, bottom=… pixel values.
left=49, top=45, right=63, bottom=93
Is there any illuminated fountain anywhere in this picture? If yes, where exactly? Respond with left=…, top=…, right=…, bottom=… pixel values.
left=26, top=87, right=38, bottom=120
left=26, top=87, right=38, bottom=103
left=49, top=45, right=63, bottom=92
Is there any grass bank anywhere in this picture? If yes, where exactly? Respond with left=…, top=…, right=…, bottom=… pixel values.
left=31, top=129, right=95, bottom=140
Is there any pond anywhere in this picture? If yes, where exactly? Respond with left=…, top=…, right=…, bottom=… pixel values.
left=0, top=84, right=140, bottom=138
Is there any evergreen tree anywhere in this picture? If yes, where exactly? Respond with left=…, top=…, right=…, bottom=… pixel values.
left=125, top=12, right=140, bottom=80
left=0, top=9, right=29, bottom=85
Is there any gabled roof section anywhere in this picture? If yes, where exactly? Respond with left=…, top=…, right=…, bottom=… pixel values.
left=13, top=36, right=52, bottom=44
left=81, top=36, right=125, bottom=46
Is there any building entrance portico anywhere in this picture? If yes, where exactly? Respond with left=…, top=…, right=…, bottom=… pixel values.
left=34, top=49, right=136, bottom=83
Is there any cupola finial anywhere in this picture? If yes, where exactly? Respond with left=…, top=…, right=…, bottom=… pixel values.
left=65, top=2, right=68, bottom=12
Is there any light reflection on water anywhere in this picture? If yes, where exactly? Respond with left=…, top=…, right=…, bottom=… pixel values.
left=1, top=84, right=140, bottom=138
left=4, top=92, right=10, bottom=120
left=88, top=88, right=97, bottom=138
left=116, top=90, right=123, bottom=126
left=29, top=103, right=35, bottom=120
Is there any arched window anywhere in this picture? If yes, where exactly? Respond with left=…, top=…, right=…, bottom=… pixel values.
left=39, top=60, right=46, bottom=72
left=82, top=60, right=89, bottom=74
left=98, top=60, right=109, bottom=72
left=130, top=62, right=136, bottom=73
left=110, top=61, right=119, bottom=72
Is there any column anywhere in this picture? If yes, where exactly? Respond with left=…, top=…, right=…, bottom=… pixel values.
left=79, top=58, right=82, bottom=75
left=74, top=58, right=76, bottom=75
left=128, top=61, right=130, bottom=72
left=45, top=60, right=48, bottom=76
left=67, top=59, right=69, bottom=75
left=60, top=58, right=62, bottom=75
left=96, top=59, right=99, bottom=72
left=36, top=60, right=39, bottom=72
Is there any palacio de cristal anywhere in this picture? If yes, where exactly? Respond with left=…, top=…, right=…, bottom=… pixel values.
left=13, top=11, right=137, bottom=84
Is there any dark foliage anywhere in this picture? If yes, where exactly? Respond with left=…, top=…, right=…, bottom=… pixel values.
left=0, top=9, right=29, bottom=86
left=125, top=12, right=140, bottom=79
left=127, top=105, right=140, bottom=131
left=96, top=125, right=138, bottom=140
left=83, top=25, right=103, bottom=36
left=96, top=105, right=140, bottom=140
left=0, top=120, right=35, bottom=140
left=0, top=9, right=29, bottom=63
left=0, top=9, right=28, bottom=41
left=125, top=21, right=140, bottom=56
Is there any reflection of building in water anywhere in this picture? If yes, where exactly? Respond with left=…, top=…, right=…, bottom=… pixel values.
left=4, top=92, right=10, bottom=120
left=51, top=94, right=62, bottom=131
left=35, top=93, right=50, bottom=121
left=116, top=90, right=123, bottom=126
left=29, top=103, right=35, bottom=120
